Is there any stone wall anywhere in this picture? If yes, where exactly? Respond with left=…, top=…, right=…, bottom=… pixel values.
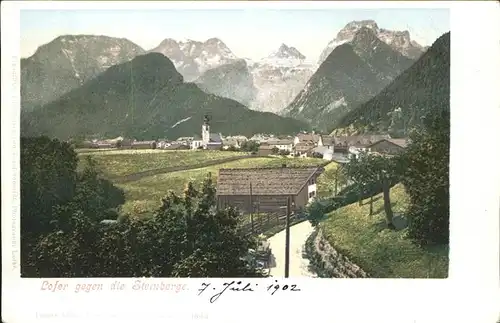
left=305, top=227, right=369, bottom=278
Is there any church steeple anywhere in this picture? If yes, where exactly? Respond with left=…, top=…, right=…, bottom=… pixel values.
left=202, top=115, right=210, bottom=147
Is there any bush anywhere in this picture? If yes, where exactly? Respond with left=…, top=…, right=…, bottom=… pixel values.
left=306, top=199, right=327, bottom=226
left=21, top=139, right=264, bottom=278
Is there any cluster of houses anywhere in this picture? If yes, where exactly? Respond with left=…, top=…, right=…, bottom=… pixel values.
left=257, top=132, right=409, bottom=162
left=87, top=116, right=413, bottom=220
left=81, top=116, right=410, bottom=164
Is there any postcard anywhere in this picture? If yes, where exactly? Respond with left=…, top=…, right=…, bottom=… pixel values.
left=2, top=1, right=499, bottom=322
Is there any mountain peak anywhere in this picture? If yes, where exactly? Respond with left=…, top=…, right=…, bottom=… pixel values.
left=352, top=26, right=379, bottom=43
left=345, top=20, right=379, bottom=29
left=319, top=19, right=426, bottom=63
left=149, top=36, right=238, bottom=81
left=336, top=20, right=380, bottom=43
left=205, top=37, right=223, bottom=44
left=269, top=43, right=305, bottom=60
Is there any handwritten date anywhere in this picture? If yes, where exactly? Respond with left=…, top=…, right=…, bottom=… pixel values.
left=197, top=280, right=300, bottom=303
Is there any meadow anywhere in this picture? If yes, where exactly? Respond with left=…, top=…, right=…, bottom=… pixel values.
left=315, top=162, right=342, bottom=198
left=77, top=149, right=248, bottom=178
left=114, top=156, right=329, bottom=217
left=319, top=184, right=449, bottom=278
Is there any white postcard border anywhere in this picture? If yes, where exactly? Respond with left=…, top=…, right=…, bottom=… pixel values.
left=2, top=2, right=499, bottom=323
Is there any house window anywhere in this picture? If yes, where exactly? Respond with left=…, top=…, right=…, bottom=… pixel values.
left=311, top=178, right=315, bottom=185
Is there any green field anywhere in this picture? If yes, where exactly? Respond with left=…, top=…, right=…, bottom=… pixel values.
left=115, top=156, right=328, bottom=217
left=319, top=184, right=449, bottom=278
left=78, top=149, right=248, bottom=178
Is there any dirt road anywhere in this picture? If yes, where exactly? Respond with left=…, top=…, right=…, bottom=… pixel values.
left=267, top=221, right=317, bottom=278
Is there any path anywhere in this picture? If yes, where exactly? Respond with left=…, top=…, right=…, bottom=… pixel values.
left=267, top=221, right=317, bottom=278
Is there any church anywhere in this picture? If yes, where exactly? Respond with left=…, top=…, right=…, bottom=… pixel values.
left=191, top=115, right=223, bottom=150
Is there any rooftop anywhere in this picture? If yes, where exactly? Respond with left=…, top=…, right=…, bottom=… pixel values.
left=216, top=166, right=323, bottom=196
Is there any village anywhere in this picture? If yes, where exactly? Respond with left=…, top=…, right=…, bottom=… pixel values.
left=80, top=115, right=410, bottom=163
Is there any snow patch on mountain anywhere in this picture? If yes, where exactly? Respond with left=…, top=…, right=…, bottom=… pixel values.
left=171, top=116, right=192, bottom=128
left=150, top=38, right=238, bottom=81
left=325, top=97, right=347, bottom=112
left=247, top=44, right=318, bottom=114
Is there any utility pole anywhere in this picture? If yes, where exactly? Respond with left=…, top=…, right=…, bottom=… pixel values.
left=285, top=196, right=291, bottom=278
left=249, top=182, right=254, bottom=234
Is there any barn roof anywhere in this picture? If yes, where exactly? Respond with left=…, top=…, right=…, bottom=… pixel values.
left=367, top=138, right=410, bottom=149
left=294, top=142, right=315, bottom=152
left=216, top=166, right=323, bottom=196
left=267, top=139, right=293, bottom=145
left=334, top=134, right=391, bottom=146
left=296, top=133, right=321, bottom=143
left=320, top=135, right=335, bottom=146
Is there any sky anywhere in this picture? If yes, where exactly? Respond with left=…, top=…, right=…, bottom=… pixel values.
left=20, top=8, right=450, bottom=61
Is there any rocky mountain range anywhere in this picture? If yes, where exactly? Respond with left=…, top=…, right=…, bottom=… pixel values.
left=318, top=20, right=426, bottom=64
left=191, top=43, right=316, bottom=114
left=21, top=35, right=146, bottom=110
left=246, top=44, right=316, bottom=114
left=21, top=53, right=308, bottom=140
left=148, top=37, right=239, bottom=82
left=332, top=32, right=450, bottom=136
left=20, top=19, right=441, bottom=138
left=284, top=27, right=415, bottom=131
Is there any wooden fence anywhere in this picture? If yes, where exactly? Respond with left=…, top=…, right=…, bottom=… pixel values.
left=238, top=210, right=307, bottom=237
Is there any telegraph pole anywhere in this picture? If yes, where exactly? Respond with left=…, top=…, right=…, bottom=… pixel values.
left=249, top=182, right=254, bottom=233
left=284, top=197, right=291, bottom=278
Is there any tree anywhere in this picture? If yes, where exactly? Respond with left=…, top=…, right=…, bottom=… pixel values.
left=400, top=109, right=449, bottom=245
left=240, top=140, right=260, bottom=153
left=271, top=147, right=279, bottom=154
left=345, top=153, right=402, bottom=229
left=20, top=137, right=126, bottom=276
left=22, top=138, right=263, bottom=277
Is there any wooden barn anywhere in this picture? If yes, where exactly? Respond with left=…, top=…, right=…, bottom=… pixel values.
left=216, top=166, right=324, bottom=215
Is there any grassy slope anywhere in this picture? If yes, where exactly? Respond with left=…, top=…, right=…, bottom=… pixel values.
left=116, top=156, right=328, bottom=217
left=319, top=183, right=449, bottom=278
left=316, top=162, right=340, bottom=198
left=78, top=149, right=247, bottom=178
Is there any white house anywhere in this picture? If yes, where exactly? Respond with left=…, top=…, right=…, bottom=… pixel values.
left=294, top=132, right=321, bottom=146
left=191, top=139, right=203, bottom=150
left=307, top=175, right=318, bottom=203
left=250, top=134, right=271, bottom=143
left=267, top=139, right=294, bottom=152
